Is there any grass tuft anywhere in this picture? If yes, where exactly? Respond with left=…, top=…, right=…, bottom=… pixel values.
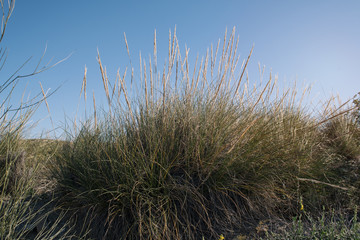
left=52, top=28, right=360, bottom=239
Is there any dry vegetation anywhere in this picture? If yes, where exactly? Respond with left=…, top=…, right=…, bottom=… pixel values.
left=1, top=1, right=360, bottom=239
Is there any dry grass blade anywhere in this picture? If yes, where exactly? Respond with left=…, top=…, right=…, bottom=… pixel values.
left=162, top=62, right=166, bottom=110
left=218, top=27, right=227, bottom=76
left=234, top=45, right=254, bottom=96
left=154, top=29, right=157, bottom=74
left=316, top=106, right=356, bottom=126
left=211, top=39, right=220, bottom=81
left=81, top=65, right=87, bottom=102
left=149, top=58, right=153, bottom=102
left=117, top=68, right=134, bottom=123
left=249, top=75, right=271, bottom=113
left=190, top=54, right=199, bottom=94
left=297, top=177, right=352, bottom=191
left=93, top=91, right=97, bottom=128
left=143, top=60, right=148, bottom=110
left=0, top=0, right=14, bottom=43
left=124, top=32, right=131, bottom=61
left=97, top=50, right=111, bottom=107
left=39, top=82, right=54, bottom=134
left=225, top=116, right=259, bottom=160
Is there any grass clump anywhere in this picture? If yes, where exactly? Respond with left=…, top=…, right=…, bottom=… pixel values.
left=52, top=27, right=360, bottom=239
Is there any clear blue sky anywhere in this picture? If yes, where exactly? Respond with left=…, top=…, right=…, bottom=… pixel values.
left=2, top=0, right=360, bottom=138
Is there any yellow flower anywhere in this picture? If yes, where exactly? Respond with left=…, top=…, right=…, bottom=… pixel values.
left=219, top=234, right=225, bottom=240
left=300, top=196, right=304, bottom=211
